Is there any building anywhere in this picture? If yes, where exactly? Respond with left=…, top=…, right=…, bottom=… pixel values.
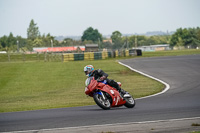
left=85, top=44, right=99, bottom=52
left=137, top=44, right=171, bottom=51
left=103, top=39, right=112, bottom=44
left=33, top=46, right=85, bottom=53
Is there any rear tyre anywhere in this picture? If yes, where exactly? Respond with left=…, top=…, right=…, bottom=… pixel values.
left=93, top=93, right=111, bottom=110
left=124, top=96, right=135, bottom=108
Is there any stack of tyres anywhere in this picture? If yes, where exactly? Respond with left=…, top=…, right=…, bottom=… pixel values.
left=136, top=49, right=142, bottom=56
left=115, top=50, right=119, bottom=57
left=125, top=50, right=129, bottom=57
left=84, top=52, right=94, bottom=60
left=102, top=51, right=108, bottom=59
left=63, top=53, right=74, bottom=62
left=94, top=52, right=102, bottom=60
left=108, top=52, right=112, bottom=58
left=74, top=53, right=84, bottom=61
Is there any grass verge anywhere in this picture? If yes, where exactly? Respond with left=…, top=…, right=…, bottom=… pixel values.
left=1, top=49, right=199, bottom=112
left=142, top=49, right=200, bottom=57
left=0, top=60, right=164, bottom=112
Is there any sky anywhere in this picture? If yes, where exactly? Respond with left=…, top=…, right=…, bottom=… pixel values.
left=0, top=0, right=200, bottom=38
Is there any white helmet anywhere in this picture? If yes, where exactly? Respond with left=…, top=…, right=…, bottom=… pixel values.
left=84, top=65, right=94, bottom=77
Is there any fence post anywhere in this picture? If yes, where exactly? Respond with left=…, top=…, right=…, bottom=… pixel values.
left=37, top=52, right=40, bottom=62
left=47, top=52, right=49, bottom=62
left=23, top=52, right=26, bottom=62
left=7, top=52, right=10, bottom=62
left=62, top=54, right=64, bottom=62
left=44, top=52, right=47, bottom=62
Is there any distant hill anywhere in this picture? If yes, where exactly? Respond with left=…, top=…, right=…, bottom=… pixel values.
left=55, top=36, right=81, bottom=41
left=145, top=31, right=175, bottom=36
left=123, top=31, right=175, bottom=36
left=55, top=31, right=175, bottom=41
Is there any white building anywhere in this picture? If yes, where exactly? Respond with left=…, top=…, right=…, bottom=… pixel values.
left=137, top=44, right=171, bottom=51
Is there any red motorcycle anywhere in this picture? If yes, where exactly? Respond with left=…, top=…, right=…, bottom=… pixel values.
left=85, top=77, right=135, bottom=110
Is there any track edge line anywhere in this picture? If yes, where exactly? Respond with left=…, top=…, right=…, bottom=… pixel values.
left=118, top=61, right=170, bottom=100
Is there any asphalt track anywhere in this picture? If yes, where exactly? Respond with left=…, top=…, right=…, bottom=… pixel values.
left=0, top=55, right=200, bottom=132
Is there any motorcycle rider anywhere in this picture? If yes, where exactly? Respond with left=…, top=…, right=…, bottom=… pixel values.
left=84, top=65, right=130, bottom=98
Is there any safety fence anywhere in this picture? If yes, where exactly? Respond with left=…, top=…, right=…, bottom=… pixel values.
left=62, top=50, right=130, bottom=62
left=0, top=52, right=63, bottom=62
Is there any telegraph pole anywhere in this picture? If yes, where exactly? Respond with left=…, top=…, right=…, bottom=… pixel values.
left=51, top=40, right=53, bottom=48
left=135, top=35, right=137, bottom=55
left=17, top=40, right=19, bottom=53
left=135, top=35, right=137, bottom=48
left=126, top=36, right=128, bottom=49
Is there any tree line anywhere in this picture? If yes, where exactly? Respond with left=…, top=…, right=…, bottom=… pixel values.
left=170, top=27, right=200, bottom=48
left=0, top=19, right=199, bottom=52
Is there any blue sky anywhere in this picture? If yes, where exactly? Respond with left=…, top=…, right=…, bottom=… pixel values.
left=0, top=0, right=200, bottom=38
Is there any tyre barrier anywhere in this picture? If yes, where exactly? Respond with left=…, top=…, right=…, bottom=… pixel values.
left=62, top=50, right=131, bottom=62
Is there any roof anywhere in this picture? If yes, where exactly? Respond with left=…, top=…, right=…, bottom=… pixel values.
left=150, top=44, right=170, bottom=47
left=85, top=44, right=98, bottom=47
left=33, top=46, right=85, bottom=52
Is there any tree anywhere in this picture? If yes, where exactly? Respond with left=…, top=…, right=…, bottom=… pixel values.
left=4, top=33, right=17, bottom=51
left=176, top=37, right=184, bottom=47
left=111, top=31, right=122, bottom=49
left=99, top=41, right=112, bottom=49
left=0, top=35, right=8, bottom=48
left=0, top=33, right=27, bottom=51
left=43, top=33, right=55, bottom=47
left=197, top=27, right=200, bottom=40
left=32, top=38, right=43, bottom=47
left=16, top=36, right=26, bottom=48
left=27, top=19, right=40, bottom=40
left=111, top=31, right=122, bottom=44
left=63, top=38, right=73, bottom=46
left=170, top=27, right=200, bottom=48
left=81, top=27, right=102, bottom=43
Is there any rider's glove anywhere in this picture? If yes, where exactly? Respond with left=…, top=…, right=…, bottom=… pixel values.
left=100, top=76, right=106, bottom=81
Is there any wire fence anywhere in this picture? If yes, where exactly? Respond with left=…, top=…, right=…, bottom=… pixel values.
left=0, top=52, right=63, bottom=62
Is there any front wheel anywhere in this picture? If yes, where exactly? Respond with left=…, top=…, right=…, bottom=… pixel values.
left=124, top=96, right=135, bottom=108
left=93, top=93, right=111, bottom=110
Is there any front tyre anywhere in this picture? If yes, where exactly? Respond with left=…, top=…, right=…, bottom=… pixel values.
left=93, top=93, right=111, bottom=110
left=124, top=96, right=135, bottom=108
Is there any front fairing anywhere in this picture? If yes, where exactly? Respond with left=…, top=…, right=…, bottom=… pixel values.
left=85, top=77, right=98, bottom=96
left=85, top=77, right=93, bottom=87
left=85, top=77, right=126, bottom=106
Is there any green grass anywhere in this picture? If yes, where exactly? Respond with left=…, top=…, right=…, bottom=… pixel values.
left=1, top=49, right=200, bottom=112
left=0, top=60, right=164, bottom=112
left=142, top=49, right=200, bottom=57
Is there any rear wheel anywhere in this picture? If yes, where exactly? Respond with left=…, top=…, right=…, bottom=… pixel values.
left=124, top=96, right=135, bottom=108
left=93, top=93, right=111, bottom=110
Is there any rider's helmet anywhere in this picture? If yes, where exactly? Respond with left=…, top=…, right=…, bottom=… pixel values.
left=84, top=65, right=94, bottom=77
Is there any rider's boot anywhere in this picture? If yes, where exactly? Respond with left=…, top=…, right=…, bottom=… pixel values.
left=119, top=88, right=131, bottom=98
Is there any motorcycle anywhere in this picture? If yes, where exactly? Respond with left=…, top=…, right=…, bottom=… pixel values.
left=85, top=77, right=135, bottom=110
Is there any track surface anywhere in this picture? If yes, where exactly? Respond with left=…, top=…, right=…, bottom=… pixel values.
left=0, top=55, right=200, bottom=132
